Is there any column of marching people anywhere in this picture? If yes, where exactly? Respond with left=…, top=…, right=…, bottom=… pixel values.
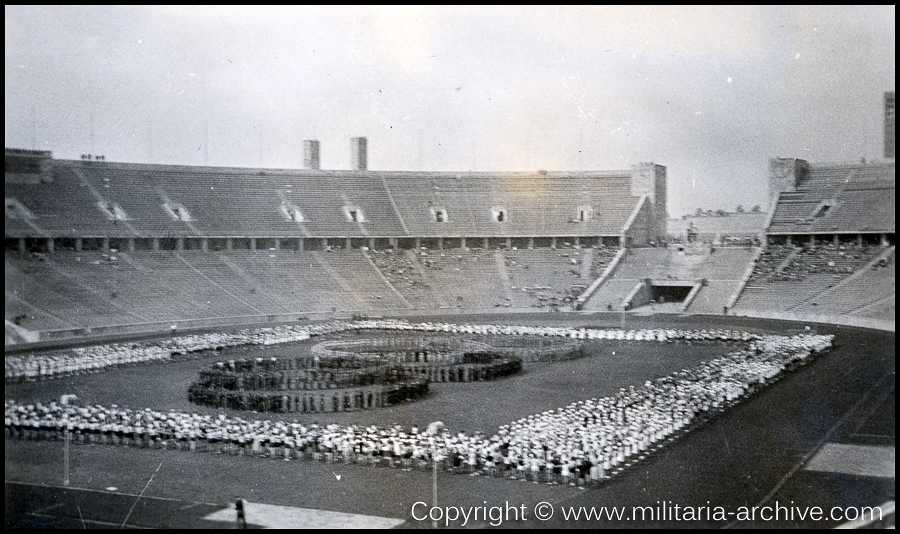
left=6, top=319, right=758, bottom=382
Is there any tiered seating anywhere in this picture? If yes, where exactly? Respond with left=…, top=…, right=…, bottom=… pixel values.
left=8, top=162, right=642, bottom=239
left=773, top=244, right=881, bottom=281
left=6, top=166, right=116, bottom=237
left=190, top=250, right=397, bottom=313
left=683, top=248, right=759, bottom=314
left=5, top=253, right=156, bottom=329
left=415, top=249, right=510, bottom=309
left=380, top=173, right=481, bottom=236
left=768, top=162, right=894, bottom=235
left=335, top=175, right=407, bottom=235
left=851, top=297, right=895, bottom=320
left=583, top=247, right=757, bottom=312
left=365, top=249, right=439, bottom=308
left=5, top=261, right=77, bottom=331
left=7, top=246, right=659, bottom=335
left=588, top=246, right=620, bottom=279
left=320, top=250, right=408, bottom=310
left=381, top=171, right=639, bottom=237
left=607, top=247, right=752, bottom=281
left=687, top=281, right=736, bottom=314
left=580, top=279, right=638, bottom=311
left=711, top=247, right=755, bottom=275
left=4, top=250, right=413, bottom=333
left=366, top=247, right=623, bottom=311
left=792, top=249, right=895, bottom=316
left=503, top=248, right=587, bottom=308
left=78, top=165, right=195, bottom=237
left=744, top=246, right=794, bottom=284
left=178, top=253, right=290, bottom=312
left=733, top=244, right=886, bottom=313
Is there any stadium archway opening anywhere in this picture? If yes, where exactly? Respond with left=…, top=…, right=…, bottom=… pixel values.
left=650, top=284, right=693, bottom=303
left=625, top=280, right=698, bottom=310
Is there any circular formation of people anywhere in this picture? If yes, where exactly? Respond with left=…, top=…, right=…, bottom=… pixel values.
left=5, top=318, right=833, bottom=486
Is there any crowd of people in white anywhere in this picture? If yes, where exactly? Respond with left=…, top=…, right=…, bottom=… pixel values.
left=5, top=319, right=756, bottom=381
left=5, top=321, right=832, bottom=486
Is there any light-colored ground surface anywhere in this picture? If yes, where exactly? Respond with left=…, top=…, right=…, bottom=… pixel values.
left=805, top=443, right=895, bottom=478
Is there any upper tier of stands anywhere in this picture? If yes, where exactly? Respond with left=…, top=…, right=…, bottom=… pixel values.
left=5, top=161, right=640, bottom=238
left=768, top=162, right=895, bottom=235
left=381, top=172, right=636, bottom=237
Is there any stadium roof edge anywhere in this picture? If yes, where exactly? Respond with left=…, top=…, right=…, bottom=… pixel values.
left=48, top=158, right=635, bottom=179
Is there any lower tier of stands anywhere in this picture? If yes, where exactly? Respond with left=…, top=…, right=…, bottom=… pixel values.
left=582, top=247, right=757, bottom=313
left=6, top=242, right=893, bottom=342
left=5, top=247, right=618, bottom=337
left=732, top=244, right=893, bottom=320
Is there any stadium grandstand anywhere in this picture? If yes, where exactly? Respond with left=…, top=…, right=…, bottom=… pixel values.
left=6, top=141, right=895, bottom=344
left=4, top=7, right=895, bottom=530
left=5, top=144, right=666, bottom=343
left=3, top=128, right=894, bottom=533
left=730, top=158, right=895, bottom=321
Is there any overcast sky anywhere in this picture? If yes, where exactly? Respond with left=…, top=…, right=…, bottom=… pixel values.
left=5, top=6, right=895, bottom=216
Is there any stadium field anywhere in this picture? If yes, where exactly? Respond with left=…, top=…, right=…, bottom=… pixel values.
left=5, top=313, right=894, bottom=528
left=6, top=337, right=733, bottom=434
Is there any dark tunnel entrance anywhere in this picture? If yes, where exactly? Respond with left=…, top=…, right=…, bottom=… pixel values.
left=649, top=284, right=693, bottom=304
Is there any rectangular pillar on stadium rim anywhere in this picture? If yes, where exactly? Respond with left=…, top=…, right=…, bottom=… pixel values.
left=351, top=137, right=367, bottom=170
left=768, top=157, right=809, bottom=205
left=303, top=140, right=321, bottom=170
left=630, top=163, right=667, bottom=243
left=886, top=91, right=895, bottom=159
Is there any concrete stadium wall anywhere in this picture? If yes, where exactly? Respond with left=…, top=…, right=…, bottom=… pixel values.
left=575, top=248, right=627, bottom=308
left=7, top=307, right=567, bottom=351
left=623, top=197, right=654, bottom=246
left=728, top=309, right=894, bottom=332
left=622, top=281, right=652, bottom=310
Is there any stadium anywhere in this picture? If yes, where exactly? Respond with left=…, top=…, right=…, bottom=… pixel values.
left=4, top=6, right=895, bottom=530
